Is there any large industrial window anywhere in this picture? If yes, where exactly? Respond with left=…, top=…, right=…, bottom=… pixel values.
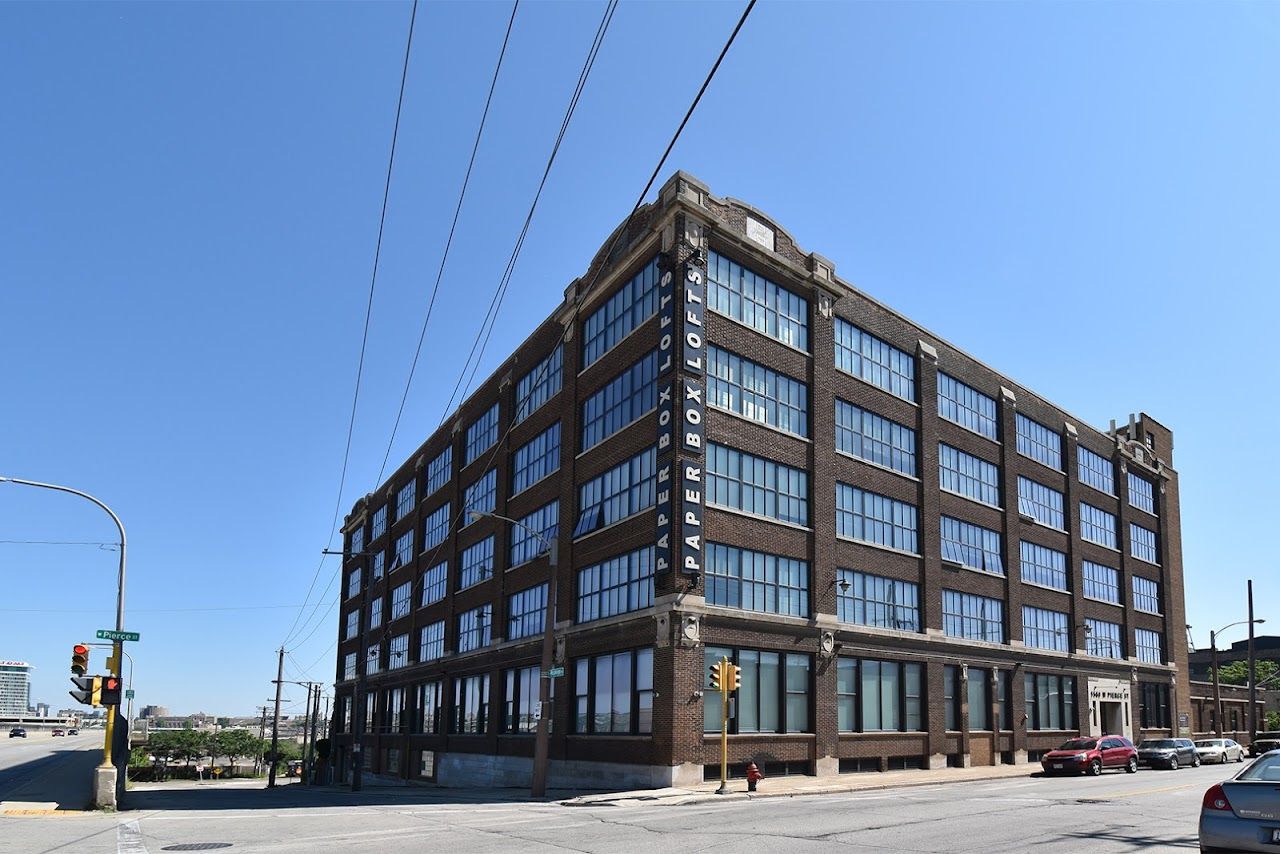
left=834, top=398, right=916, bottom=476
left=581, top=351, right=658, bottom=452
left=708, top=344, right=809, bottom=437
left=465, top=403, right=499, bottom=466
left=509, top=501, right=558, bottom=568
left=451, top=673, right=489, bottom=734
left=1020, top=541, right=1067, bottom=591
left=937, top=373, right=997, bottom=440
left=1077, top=446, right=1115, bottom=495
left=1016, top=413, right=1062, bottom=470
left=514, top=345, right=563, bottom=424
left=1018, top=477, right=1065, bottom=530
left=942, top=590, right=1004, bottom=643
left=577, top=546, right=654, bottom=623
left=835, top=569, right=920, bottom=632
left=1025, top=673, right=1076, bottom=730
left=941, top=516, right=1003, bottom=574
left=571, top=648, right=653, bottom=735
left=511, top=422, right=561, bottom=496
left=707, top=442, right=809, bottom=526
left=704, top=646, right=811, bottom=734
left=939, top=444, right=1000, bottom=506
left=573, top=447, right=656, bottom=538
left=836, top=657, right=923, bottom=732
left=836, top=484, right=918, bottom=553
left=581, top=258, right=660, bottom=369
left=833, top=317, right=914, bottom=401
left=705, top=543, right=809, bottom=618
left=707, top=250, right=809, bottom=350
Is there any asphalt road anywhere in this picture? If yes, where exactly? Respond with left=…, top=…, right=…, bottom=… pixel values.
left=0, top=730, right=102, bottom=810
left=0, top=762, right=1232, bottom=854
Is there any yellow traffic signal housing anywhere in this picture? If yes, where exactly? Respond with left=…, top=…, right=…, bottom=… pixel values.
left=709, top=660, right=723, bottom=692
left=99, top=675, right=123, bottom=706
left=730, top=664, right=742, bottom=691
left=69, top=675, right=101, bottom=707
left=71, top=644, right=89, bottom=676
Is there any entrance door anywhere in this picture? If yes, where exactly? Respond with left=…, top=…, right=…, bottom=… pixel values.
left=1100, top=702, right=1124, bottom=737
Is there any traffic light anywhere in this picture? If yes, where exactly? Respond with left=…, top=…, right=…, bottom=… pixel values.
left=99, top=675, right=123, bottom=707
left=709, top=660, right=723, bottom=692
left=730, top=664, right=742, bottom=691
left=69, top=676, right=101, bottom=707
left=71, top=644, right=90, bottom=676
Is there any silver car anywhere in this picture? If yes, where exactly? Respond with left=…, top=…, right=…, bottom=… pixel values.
left=1196, top=738, right=1246, bottom=765
left=1199, top=750, right=1280, bottom=852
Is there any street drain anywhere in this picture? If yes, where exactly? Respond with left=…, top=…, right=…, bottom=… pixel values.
left=161, top=845, right=232, bottom=851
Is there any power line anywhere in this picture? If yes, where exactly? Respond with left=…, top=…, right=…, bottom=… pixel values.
left=376, top=0, right=521, bottom=487
left=281, top=0, right=421, bottom=650
left=0, top=603, right=330, bottom=614
left=397, top=0, right=756, bottom=593
left=0, top=539, right=117, bottom=547
left=445, top=0, right=619, bottom=413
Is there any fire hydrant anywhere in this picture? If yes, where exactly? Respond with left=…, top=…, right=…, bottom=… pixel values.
left=746, top=761, right=763, bottom=792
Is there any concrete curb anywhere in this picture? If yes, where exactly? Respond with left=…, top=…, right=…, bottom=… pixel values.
left=559, top=764, right=1040, bottom=807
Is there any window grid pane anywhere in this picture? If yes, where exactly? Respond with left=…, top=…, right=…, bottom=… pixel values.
left=396, top=480, right=416, bottom=522
left=421, top=561, right=447, bottom=607
left=1136, top=628, right=1163, bottom=664
left=390, top=581, right=411, bottom=621
left=512, top=422, right=561, bottom=495
left=573, top=447, right=656, bottom=538
left=515, top=345, right=563, bottom=423
left=509, top=501, right=559, bottom=567
left=1128, top=472, right=1156, bottom=515
left=707, top=250, right=809, bottom=350
left=1016, top=413, right=1062, bottom=470
left=1130, top=523, right=1159, bottom=563
left=581, top=258, right=660, bottom=368
left=419, top=621, right=444, bottom=662
left=939, top=443, right=1001, bottom=506
left=705, top=543, right=809, bottom=618
left=576, top=547, right=655, bottom=623
left=426, top=447, right=452, bottom=495
left=1079, top=502, right=1117, bottom=549
left=942, top=590, right=1004, bottom=643
left=833, top=317, right=914, bottom=401
left=835, top=483, right=918, bottom=553
left=1132, top=576, right=1161, bottom=614
left=1078, top=446, right=1115, bottom=494
left=707, top=442, right=809, bottom=526
left=1022, top=605, right=1069, bottom=651
left=422, top=503, right=450, bottom=552
left=940, top=516, right=1003, bottom=574
left=465, top=403, right=500, bottom=466
left=457, top=606, right=492, bottom=653
left=1019, top=540, right=1067, bottom=590
left=836, top=569, right=920, bottom=631
left=581, top=351, right=659, bottom=451
left=1082, top=560, right=1120, bottom=604
left=1085, top=619, right=1123, bottom=659
left=463, top=470, right=497, bottom=522
left=507, top=583, right=548, bottom=641
left=1017, top=476, right=1065, bottom=529
left=834, top=398, right=916, bottom=476
left=459, top=536, right=495, bottom=590
left=707, top=344, right=809, bottom=437
left=937, top=373, right=997, bottom=439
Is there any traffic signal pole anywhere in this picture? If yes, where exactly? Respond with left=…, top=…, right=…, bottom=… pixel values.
left=0, top=476, right=128, bottom=810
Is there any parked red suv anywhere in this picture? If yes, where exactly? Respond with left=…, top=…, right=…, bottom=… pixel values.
left=1040, top=735, right=1138, bottom=776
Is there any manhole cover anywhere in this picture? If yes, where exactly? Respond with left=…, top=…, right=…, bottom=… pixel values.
left=161, top=845, right=232, bottom=851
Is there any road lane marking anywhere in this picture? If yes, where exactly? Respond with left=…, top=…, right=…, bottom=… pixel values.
left=1075, top=783, right=1197, bottom=800
left=117, top=820, right=150, bottom=854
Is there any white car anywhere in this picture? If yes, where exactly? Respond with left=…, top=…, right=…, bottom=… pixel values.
left=1195, top=738, right=1245, bottom=764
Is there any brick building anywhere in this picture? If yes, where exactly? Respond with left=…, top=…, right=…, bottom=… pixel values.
left=329, top=171, right=1190, bottom=789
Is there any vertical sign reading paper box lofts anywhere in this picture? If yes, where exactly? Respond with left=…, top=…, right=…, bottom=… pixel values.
left=654, top=251, right=707, bottom=580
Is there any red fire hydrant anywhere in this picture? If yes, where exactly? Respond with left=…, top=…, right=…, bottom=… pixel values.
left=746, top=761, right=764, bottom=792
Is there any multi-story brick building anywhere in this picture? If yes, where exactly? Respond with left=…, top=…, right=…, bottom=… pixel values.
left=329, top=171, right=1190, bottom=789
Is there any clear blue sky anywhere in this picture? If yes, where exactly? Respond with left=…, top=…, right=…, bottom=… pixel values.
left=2, top=1, right=1276, bottom=717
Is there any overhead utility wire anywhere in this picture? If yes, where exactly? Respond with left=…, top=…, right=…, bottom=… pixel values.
left=376, top=0, right=521, bottom=486
left=444, top=0, right=619, bottom=414
left=345, top=0, right=622, bottom=611
left=281, top=0, right=421, bottom=650
left=285, top=2, right=520, bottom=653
left=404, top=0, right=756, bottom=592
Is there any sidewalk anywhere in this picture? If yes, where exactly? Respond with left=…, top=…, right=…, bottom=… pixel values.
left=559, top=761, right=1038, bottom=807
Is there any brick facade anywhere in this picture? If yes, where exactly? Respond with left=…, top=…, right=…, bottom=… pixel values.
left=328, top=171, right=1190, bottom=788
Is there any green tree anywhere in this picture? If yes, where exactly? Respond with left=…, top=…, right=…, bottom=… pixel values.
left=1216, top=659, right=1279, bottom=687
left=1267, top=711, right=1280, bottom=731
left=214, top=730, right=261, bottom=774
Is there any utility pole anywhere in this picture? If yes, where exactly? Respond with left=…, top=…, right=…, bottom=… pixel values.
left=299, top=684, right=313, bottom=783
left=1249, top=579, right=1258, bottom=745
left=255, top=706, right=268, bottom=777
left=319, top=693, right=331, bottom=785
left=1212, top=630, right=1224, bottom=739
left=268, top=648, right=284, bottom=788
left=308, top=687, right=321, bottom=784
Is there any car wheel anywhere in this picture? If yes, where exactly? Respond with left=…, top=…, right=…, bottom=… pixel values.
left=1125, top=757, right=1138, bottom=774
left=1192, top=755, right=1201, bottom=768
left=1238, top=750, right=1245, bottom=763
left=1088, top=759, right=1102, bottom=776
left=1169, top=756, right=1179, bottom=770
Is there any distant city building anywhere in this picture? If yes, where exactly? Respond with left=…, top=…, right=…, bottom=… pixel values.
left=0, top=661, right=32, bottom=716
left=140, top=705, right=170, bottom=719
left=34, top=703, right=50, bottom=717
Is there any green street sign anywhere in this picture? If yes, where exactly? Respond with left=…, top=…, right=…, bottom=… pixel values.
left=546, top=666, right=566, bottom=678
left=96, top=629, right=140, bottom=642
left=125, top=689, right=135, bottom=700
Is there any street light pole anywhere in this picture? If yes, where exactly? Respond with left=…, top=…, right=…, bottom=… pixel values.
left=0, top=476, right=127, bottom=809
left=1210, top=618, right=1267, bottom=741
left=1248, top=580, right=1258, bottom=746
left=469, top=510, right=558, bottom=798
